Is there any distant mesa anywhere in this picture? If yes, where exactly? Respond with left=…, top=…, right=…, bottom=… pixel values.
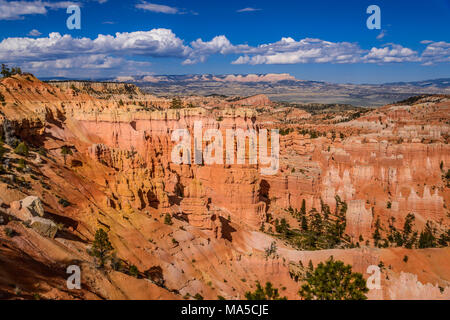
left=37, top=73, right=450, bottom=107
left=214, top=73, right=297, bottom=83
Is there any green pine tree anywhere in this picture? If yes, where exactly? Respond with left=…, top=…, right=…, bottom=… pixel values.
left=91, top=228, right=113, bottom=267
left=164, top=213, right=173, bottom=225
left=418, top=221, right=437, bottom=248
left=373, top=216, right=382, bottom=247
left=299, top=257, right=368, bottom=300
left=14, top=142, right=29, bottom=156
left=245, top=282, right=287, bottom=300
left=300, top=199, right=306, bottom=216
left=60, top=145, right=73, bottom=165
left=301, top=215, right=308, bottom=231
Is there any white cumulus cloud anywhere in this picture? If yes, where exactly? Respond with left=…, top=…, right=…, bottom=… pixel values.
left=27, top=29, right=42, bottom=36
left=184, top=35, right=249, bottom=64
left=22, top=54, right=151, bottom=77
left=0, top=29, right=190, bottom=62
left=0, top=0, right=78, bottom=20
left=363, top=44, right=420, bottom=63
left=420, top=41, right=450, bottom=65
left=0, top=27, right=448, bottom=76
left=232, top=37, right=363, bottom=65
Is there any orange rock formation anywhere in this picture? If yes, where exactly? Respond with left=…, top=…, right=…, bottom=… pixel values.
left=0, top=74, right=448, bottom=300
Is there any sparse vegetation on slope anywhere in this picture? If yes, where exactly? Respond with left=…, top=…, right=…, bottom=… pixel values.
left=297, top=257, right=368, bottom=300
left=275, top=196, right=350, bottom=250
left=245, top=282, right=287, bottom=300
left=89, top=228, right=113, bottom=268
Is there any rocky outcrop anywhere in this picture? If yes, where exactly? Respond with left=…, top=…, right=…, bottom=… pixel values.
left=180, top=179, right=217, bottom=231
left=176, top=179, right=236, bottom=237
left=30, top=217, right=58, bottom=238
left=230, top=94, right=271, bottom=108
left=9, top=196, right=44, bottom=221
left=2, top=119, right=20, bottom=147
left=47, top=80, right=142, bottom=96
left=345, top=200, right=373, bottom=240
left=387, top=272, right=450, bottom=300
left=0, top=74, right=448, bottom=301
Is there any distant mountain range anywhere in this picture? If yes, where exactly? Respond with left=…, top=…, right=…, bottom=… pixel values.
left=41, top=74, right=450, bottom=106
left=381, top=78, right=450, bottom=89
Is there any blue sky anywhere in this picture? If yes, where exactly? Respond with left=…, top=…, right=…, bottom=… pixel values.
left=0, top=0, right=449, bottom=83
